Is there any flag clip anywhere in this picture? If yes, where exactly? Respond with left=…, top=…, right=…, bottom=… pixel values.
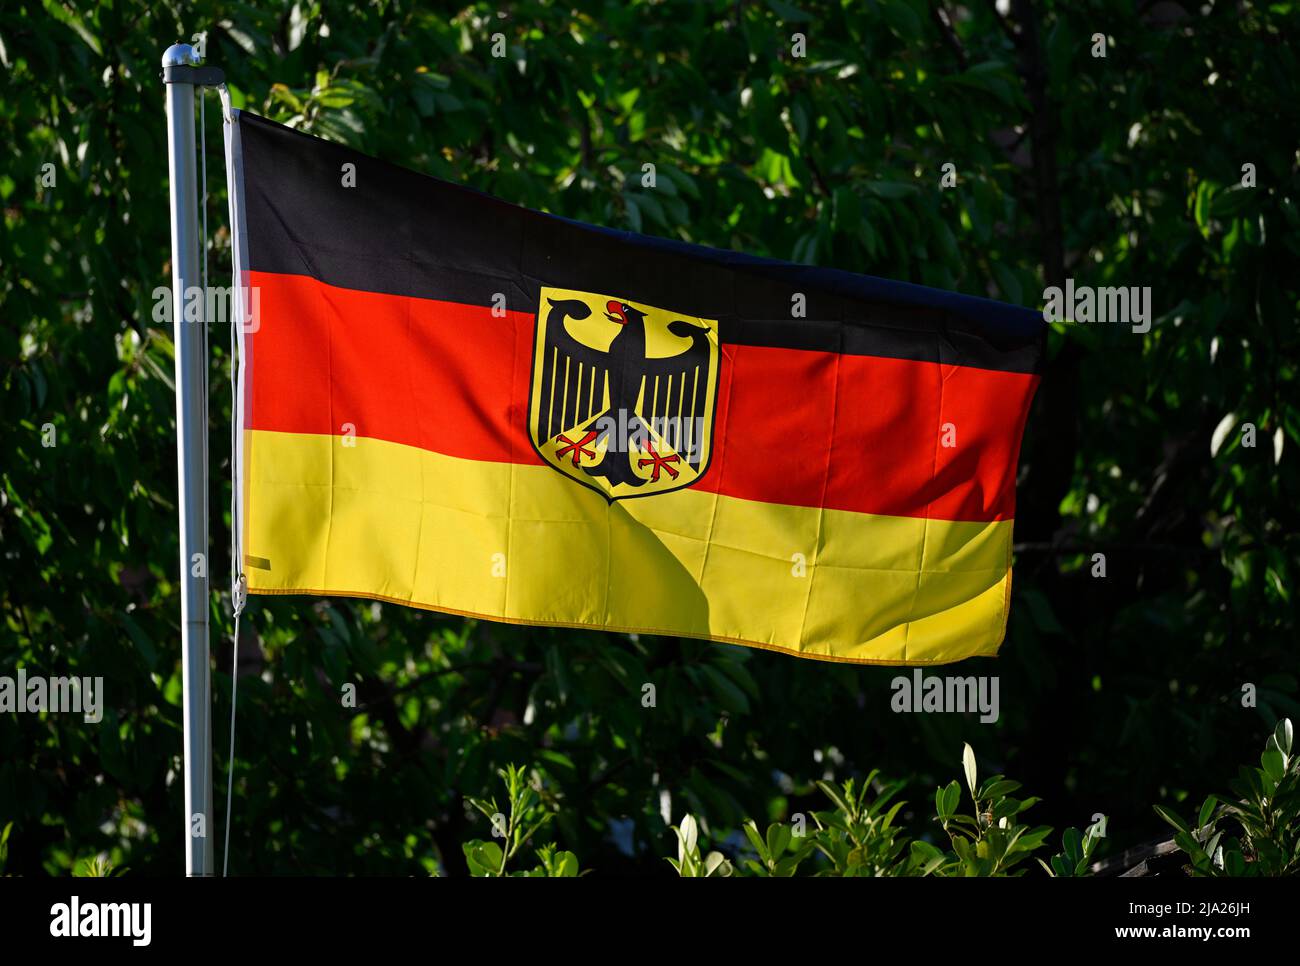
left=232, top=573, right=248, bottom=617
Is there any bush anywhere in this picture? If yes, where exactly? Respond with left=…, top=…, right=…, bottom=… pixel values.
left=462, top=722, right=1297, bottom=877
left=1156, top=719, right=1299, bottom=876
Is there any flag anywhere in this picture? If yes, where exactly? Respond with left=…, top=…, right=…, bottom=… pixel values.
left=226, top=111, right=1043, bottom=665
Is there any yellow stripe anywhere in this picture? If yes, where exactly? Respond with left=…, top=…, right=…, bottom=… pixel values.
left=244, top=430, right=1014, bottom=665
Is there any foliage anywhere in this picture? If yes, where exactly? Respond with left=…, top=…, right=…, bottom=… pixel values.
left=931, top=743, right=1054, bottom=876
left=0, top=0, right=1296, bottom=875
left=667, top=814, right=733, bottom=877
left=71, top=854, right=122, bottom=877
left=462, top=764, right=580, bottom=876
left=807, top=773, right=912, bottom=875
left=1156, top=718, right=1300, bottom=876
left=1041, top=820, right=1105, bottom=878
left=665, top=741, right=1091, bottom=876
left=739, top=817, right=816, bottom=877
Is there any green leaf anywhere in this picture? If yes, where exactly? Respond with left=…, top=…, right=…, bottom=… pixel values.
left=962, top=744, right=978, bottom=800
left=698, top=663, right=750, bottom=713
left=1197, top=795, right=1217, bottom=829
left=1209, top=185, right=1255, bottom=218
left=1062, top=827, right=1083, bottom=863
left=555, top=851, right=579, bottom=877
left=908, top=840, right=948, bottom=875
left=1012, top=826, right=1054, bottom=853
left=477, top=840, right=504, bottom=870
left=1154, top=804, right=1192, bottom=836
left=982, top=779, right=1022, bottom=801
left=773, top=854, right=805, bottom=877
left=943, top=780, right=962, bottom=818
left=680, top=814, right=699, bottom=856
left=1211, top=412, right=1236, bottom=457
left=462, top=839, right=504, bottom=876
left=818, top=780, right=852, bottom=815
left=766, top=822, right=791, bottom=860
left=1261, top=748, right=1285, bottom=785
left=1274, top=719, right=1294, bottom=757
left=1203, top=831, right=1223, bottom=866
left=41, top=0, right=103, bottom=56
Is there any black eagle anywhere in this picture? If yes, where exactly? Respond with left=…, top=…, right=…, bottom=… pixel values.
left=536, top=297, right=712, bottom=489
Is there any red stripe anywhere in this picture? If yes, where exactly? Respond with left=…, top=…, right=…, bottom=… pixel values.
left=700, top=345, right=1035, bottom=520
left=248, top=270, right=537, bottom=464
left=248, top=271, right=1037, bottom=522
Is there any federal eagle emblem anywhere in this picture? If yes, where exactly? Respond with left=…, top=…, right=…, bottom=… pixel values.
left=529, top=287, right=721, bottom=500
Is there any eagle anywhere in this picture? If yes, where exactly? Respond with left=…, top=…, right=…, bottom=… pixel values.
left=536, top=296, right=712, bottom=489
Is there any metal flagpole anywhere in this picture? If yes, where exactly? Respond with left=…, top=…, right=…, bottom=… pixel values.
left=162, top=42, right=223, bottom=876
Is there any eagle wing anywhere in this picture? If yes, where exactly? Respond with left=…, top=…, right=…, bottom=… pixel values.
left=638, top=321, right=713, bottom=467
left=537, top=297, right=612, bottom=443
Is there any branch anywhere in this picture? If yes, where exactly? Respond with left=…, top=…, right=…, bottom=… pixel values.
left=930, top=2, right=969, bottom=69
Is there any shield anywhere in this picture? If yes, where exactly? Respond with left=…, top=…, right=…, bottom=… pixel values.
left=528, top=287, right=721, bottom=501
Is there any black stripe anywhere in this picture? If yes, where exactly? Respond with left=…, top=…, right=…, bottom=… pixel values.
left=238, top=112, right=1044, bottom=374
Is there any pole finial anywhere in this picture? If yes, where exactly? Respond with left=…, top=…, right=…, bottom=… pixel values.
left=162, top=43, right=201, bottom=69
left=161, top=44, right=225, bottom=87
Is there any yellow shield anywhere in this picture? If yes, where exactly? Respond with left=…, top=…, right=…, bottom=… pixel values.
left=529, top=287, right=721, bottom=500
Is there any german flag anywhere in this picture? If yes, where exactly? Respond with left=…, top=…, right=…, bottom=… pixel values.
left=226, top=111, right=1043, bottom=666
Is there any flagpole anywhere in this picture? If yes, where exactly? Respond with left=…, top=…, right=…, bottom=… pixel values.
left=163, top=42, right=214, bottom=876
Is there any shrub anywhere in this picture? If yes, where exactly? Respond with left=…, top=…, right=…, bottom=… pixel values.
left=1155, top=719, right=1298, bottom=876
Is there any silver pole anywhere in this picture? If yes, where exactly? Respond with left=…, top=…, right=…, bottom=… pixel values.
left=163, top=42, right=213, bottom=877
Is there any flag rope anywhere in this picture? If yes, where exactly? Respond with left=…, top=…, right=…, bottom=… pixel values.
left=195, top=83, right=219, bottom=875
left=210, top=82, right=246, bottom=877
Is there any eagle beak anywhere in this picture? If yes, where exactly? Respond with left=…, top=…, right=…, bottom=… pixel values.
left=605, top=300, right=627, bottom=324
